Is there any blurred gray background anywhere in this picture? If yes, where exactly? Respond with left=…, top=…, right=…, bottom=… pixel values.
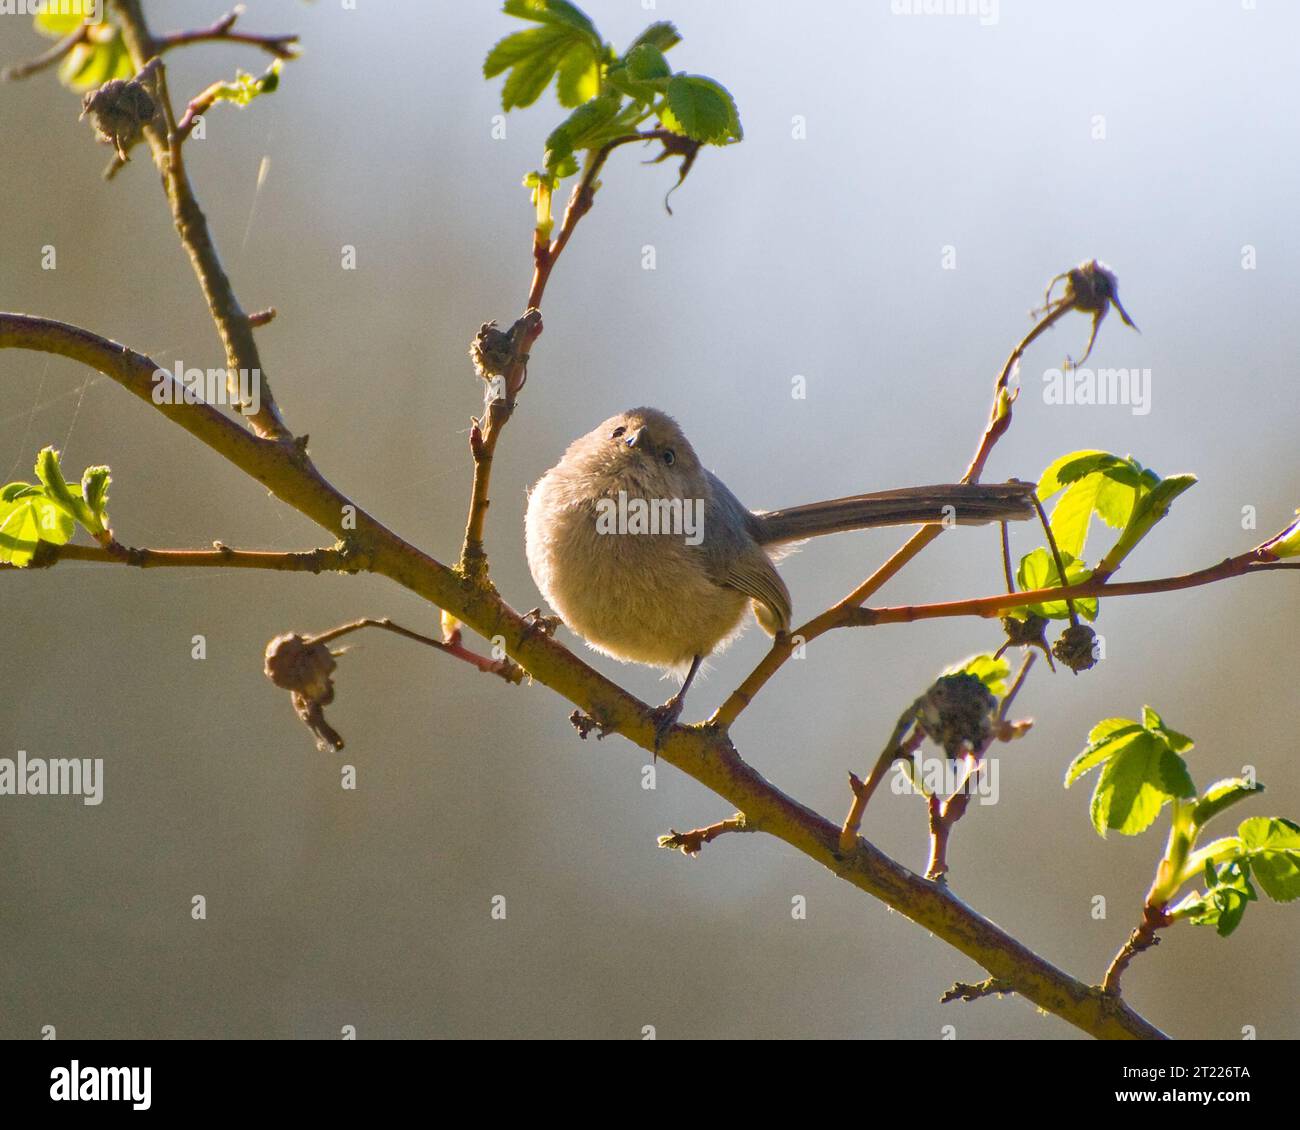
left=1, top=0, right=1296, bottom=1039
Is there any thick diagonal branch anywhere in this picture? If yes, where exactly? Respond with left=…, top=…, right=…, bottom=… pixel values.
left=1, top=310, right=1169, bottom=1039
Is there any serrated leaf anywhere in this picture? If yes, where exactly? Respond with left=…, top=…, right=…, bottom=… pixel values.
left=661, top=74, right=742, bottom=144
left=1014, top=547, right=1097, bottom=620
left=0, top=490, right=73, bottom=567
left=35, top=447, right=81, bottom=521
left=1065, top=720, right=1145, bottom=786
left=487, top=2, right=603, bottom=111
left=1099, top=473, right=1197, bottom=574
left=1088, top=731, right=1192, bottom=836
left=544, top=91, right=623, bottom=169
left=627, top=21, right=681, bottom=54
left=80, top=465, right=111, bottom=529
left=944, top=654, right=1010, bottom=698
left=555, top=49, right=599, bottom=107
left=504, top=0, right=601, bottom=45
left=1038, top=450, right=1119, bottom=499
left=1238, top=817, right=1300, bottom=902
left=1192, top=778, right=1265, bottom=829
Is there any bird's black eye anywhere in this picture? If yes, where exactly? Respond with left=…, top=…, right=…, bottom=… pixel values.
left=610, top=426, right=626, bottom=439
left=662, top=449, right=675, bottom=466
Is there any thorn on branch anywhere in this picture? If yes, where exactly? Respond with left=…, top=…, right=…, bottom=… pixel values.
left=247, top=307, right=277, bottom=327
left=941, top=977, right=1015, bottom=1004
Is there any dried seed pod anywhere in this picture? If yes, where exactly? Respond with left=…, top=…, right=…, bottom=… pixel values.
left=1052, top=623, right=1099, bottom=673
left=917, top=673, right=997, bottom=758
left=80, top=77, right=156, bottom=160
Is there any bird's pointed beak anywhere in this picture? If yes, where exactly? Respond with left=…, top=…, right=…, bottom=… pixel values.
left=624, top=427, right=650, bottom=451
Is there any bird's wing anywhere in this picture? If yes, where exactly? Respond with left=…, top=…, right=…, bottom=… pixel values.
left=721, top=552, right=791, bottom=637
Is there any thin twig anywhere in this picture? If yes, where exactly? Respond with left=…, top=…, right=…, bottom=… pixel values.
left=658, top=814, right=748, bottom=856
left=845, top=551, right=1297, bottom=628
left=1102, top=905, right=1170, bottom=995
left=111, top=0, right=292, bottom=442
left=11, top=540, right=351, bottom=572
left=154, top=5, right=299, bottom=60
left=1, top=23, right=90, bottom=82
left=711, top=299, right=1079, bottom=731
left=307, top=616, right=524, bottom=682
left=839, top=722, right=925, bottom=853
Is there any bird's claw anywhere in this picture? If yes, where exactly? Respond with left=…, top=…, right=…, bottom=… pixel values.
left=649, top=698, right=686, bottom=753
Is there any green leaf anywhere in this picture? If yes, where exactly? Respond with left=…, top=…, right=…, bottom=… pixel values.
left=544, top=91, right=623, bottom=171
left=1038, top=450, right=1137, bottom=500
left=626, top=21, right=681, bottom=54
left=34, top=15, right=135, bottom=93
left=0, top=486, right=74, bottom=567
left=80, top=465, right=111, bottom=531
left=1141, top=705, right=1194, bottom=753
left=1087, top=733, right=1194, bottom=836
left=607, top=42, right=672, bottom=105
left=60, top=27, right=134, bottom=93
left=944, top=654, right=1011, bottom=698
left=35, top=10, right=89, bottom=36
left=504, top=0, right=601, bottom=43
left=1065, top=719, right=1145, bottom=786
left=555, top=45, right=600, bottom=107
left=1098, top=473, right=1197, bottom=575
left=204, top=60, right=283, bottom=111
left=486, top=2, right=604, bottom=111
left=1259, top=511, right=1300, bottom=559
left=1014, top=547, right=1097, bottom=620
left=1238, top=817, right=1300, bottom=902
left=1175, top=860, right=1257, bottom=936
left=1038, top=451, right=1151, bottom=560
left=626, top=43, right=672, bottom=83
left=1191, top=778, right=1264, bottom=829
left=35, top=447, right=83, bottom=523
left=1069, top=708, right=1196, bottom=836
left=661, top=74, right=742, bottom=144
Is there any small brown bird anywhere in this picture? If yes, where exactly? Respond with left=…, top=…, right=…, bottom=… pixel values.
left=526, top=407, right=1036, bottom=742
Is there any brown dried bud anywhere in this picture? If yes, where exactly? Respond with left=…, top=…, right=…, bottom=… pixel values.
left=917, top=673, right=997, bottom=758
left=264, top=633, right=343, bottom=752
left=1001, top=613, right=1049, bottom=649
left=1052, top=623, right=1099, bottom=673
left=80, top=77, right=156, bottom=160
